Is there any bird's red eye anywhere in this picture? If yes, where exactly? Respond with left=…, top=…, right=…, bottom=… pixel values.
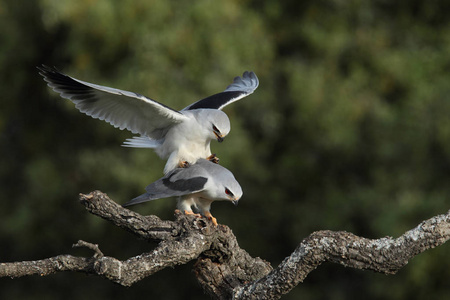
left=225, top=188, right=234, bottom=197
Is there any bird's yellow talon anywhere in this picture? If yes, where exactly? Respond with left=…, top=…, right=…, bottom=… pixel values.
left=203, top=211, right=218, bottom=226
left=184, top=210, right=202, bottom=218
left=207, top=154, right=220, bottom=164
left=179, top=161, right=191, bottom=168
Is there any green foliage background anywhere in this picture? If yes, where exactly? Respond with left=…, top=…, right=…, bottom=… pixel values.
left=1, top=0, right=449, bottom=299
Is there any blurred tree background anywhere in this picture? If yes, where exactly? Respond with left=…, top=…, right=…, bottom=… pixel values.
left=1, top=0, right=449, bottom=299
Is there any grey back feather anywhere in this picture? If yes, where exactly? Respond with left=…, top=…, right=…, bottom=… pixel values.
left=123, top=159, right=240, bottom=207
left=123, top=160, right=211, bottom=207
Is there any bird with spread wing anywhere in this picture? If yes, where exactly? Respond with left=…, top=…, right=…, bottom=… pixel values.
left=38, top=66, right=258, bottom=173
left=123, top=159, right=242, bottom=226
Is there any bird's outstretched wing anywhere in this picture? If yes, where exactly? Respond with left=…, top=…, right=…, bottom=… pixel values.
left=38, top=65, right=188, bottom=140
left=183, top=71, right=259, bottom=111
left=123, top=166, right=208, bottom=207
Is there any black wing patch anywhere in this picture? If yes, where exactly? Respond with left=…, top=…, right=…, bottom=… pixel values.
left=38, top=65, right=98, bottom=101
left=162, top=172, right=208, bottom=192
left=186, top=91, right=245, bottom=110
left=38, top=65, right=180, bottom=113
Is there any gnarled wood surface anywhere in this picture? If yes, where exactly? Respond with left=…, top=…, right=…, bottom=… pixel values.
left=1, top=191, right=449, bottom=300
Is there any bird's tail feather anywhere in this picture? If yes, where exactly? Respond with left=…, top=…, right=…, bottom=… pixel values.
left=122, top=136, right=162, bottom=149
left=122, top=193, right=155, bottom=207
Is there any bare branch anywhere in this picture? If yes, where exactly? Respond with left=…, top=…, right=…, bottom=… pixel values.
left=0, top=237, right=210, bottom=286
left=72, top=240, right=104, bottom=258
left=233, top=209, right=450, bottom=299
left=0, top=191, right=448, bottom=300
left=0, top=255, right=91, bottom=278
left=79, top=191, right=181, bottom=241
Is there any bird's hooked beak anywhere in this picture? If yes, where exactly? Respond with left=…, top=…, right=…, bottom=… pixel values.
left=214, top=131, right=224, bottom=143
left=232, top=199, right=239, bottom=206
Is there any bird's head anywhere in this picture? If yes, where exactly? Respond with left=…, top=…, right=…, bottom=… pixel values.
left=223, top=185, right=242, bottom=206
left=219, top=174, right=243, bottom=206
left=195, top=109, right=231, bottom=143
left=194, top=159, right=243, bottom=205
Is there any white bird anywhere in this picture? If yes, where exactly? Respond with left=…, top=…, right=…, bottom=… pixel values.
left=123, top=159, right=243, bottom=226
left=38, top=66, right=259, bottom=173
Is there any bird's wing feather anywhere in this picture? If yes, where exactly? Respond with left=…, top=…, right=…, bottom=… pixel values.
left=157, top=168, right=208, bottom=195
left=38, top=65, right=188, bottom=139
left=123, top=166, right=208, bottom=207
left=183, top=71, right=259, bottom=111
left=122, top=136, right=162, bottom=148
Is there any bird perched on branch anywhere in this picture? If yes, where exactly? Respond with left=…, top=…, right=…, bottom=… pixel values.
left=123, top=159, right=242, bottom=226
left=38, top=66, right=259, bottom=173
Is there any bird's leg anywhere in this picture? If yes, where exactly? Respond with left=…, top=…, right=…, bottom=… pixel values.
left=178, top=160, right=191, bottom=168
left=203, top=211, right=218, bottom=226
left=184, top=210, right=202, bottom=218
left=206, top=154, right=220, bottom=164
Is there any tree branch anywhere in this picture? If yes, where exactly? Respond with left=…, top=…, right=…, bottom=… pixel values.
left=0, top=191, right=448, bottom=300
left=79, top=191, right=181, bottom=241
left=233, top=209, right=450, bottom=299
left=0, top=238, right=210, bottom=286
left=0, top=254, right=91, bottom=278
